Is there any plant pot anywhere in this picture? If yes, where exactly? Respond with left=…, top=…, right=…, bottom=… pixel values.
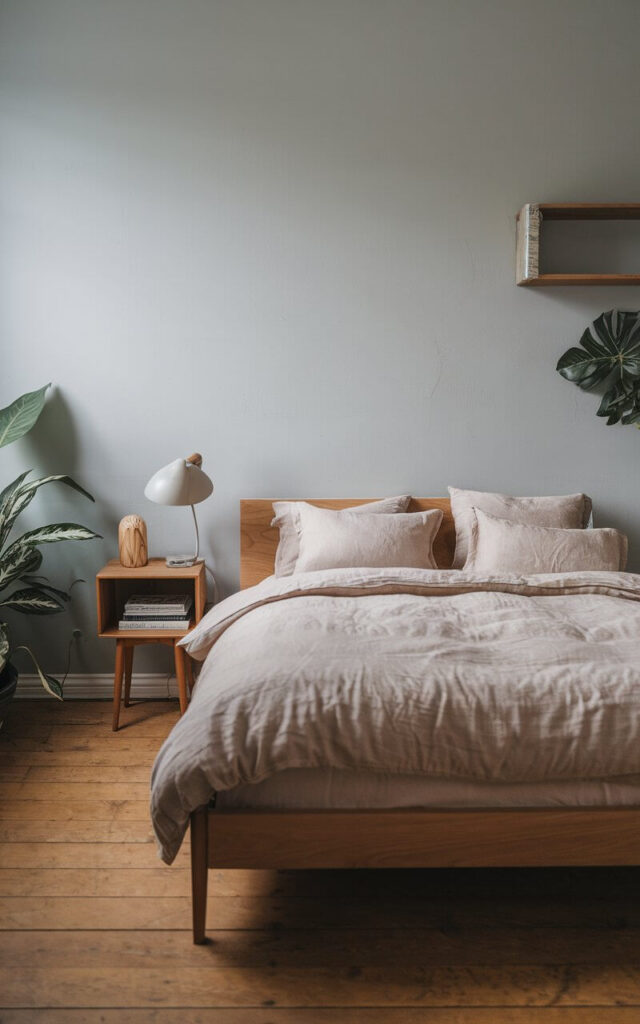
left=0, top=662, right=19, bottom=730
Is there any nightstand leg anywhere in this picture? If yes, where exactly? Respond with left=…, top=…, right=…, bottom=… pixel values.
left=174, top=643, right=189, bottom=716
left=123, top=645, right=134, bottom=706
left=186, top=655, right=195, bottom=694
left=112, top=640, right=125, bottom=731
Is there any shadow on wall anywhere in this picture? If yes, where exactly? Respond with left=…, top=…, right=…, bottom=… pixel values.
left=20, top=387, right=80, bottom=480
left=21, top=387, right=122, bottom=544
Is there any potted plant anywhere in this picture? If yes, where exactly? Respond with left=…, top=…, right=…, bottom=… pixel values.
left=0, top=384, right=100, bottom=726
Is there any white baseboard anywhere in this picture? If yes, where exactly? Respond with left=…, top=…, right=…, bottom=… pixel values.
left=15, top=673, right=180, bottom=700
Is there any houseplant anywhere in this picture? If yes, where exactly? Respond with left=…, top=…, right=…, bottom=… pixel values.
left=556, top=309, right=640, bottom=425
left=0, top=384, right=100, bottom=723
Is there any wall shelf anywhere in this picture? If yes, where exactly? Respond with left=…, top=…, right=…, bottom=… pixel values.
left=516, top=203, right=640, bottom=286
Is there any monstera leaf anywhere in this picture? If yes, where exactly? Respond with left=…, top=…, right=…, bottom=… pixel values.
left=557, top=310, right=640, bottom=425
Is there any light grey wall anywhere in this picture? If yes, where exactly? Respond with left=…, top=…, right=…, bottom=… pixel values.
left=1, top=0, right=640, bottom=674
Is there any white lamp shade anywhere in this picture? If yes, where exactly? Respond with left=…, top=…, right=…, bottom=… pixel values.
left=144, top=458, right=214, bottom=507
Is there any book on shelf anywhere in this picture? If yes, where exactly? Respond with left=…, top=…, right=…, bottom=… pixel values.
left=118, top=619, right=191, bottom=631
left=120, top=610, right=188, bottom=618
left=124, top=594, right=192, bottom=616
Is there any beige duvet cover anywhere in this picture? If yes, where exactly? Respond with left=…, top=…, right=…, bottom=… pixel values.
left=151, top=568, right=640, bottom=863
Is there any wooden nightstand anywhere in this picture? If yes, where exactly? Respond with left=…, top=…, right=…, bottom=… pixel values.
left=96, top=558, right=206, bottom=730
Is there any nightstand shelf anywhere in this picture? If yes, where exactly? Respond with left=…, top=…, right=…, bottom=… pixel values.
left=96, top=558, right=206, bottom=730
left=98, top=623, right=195, bottom=640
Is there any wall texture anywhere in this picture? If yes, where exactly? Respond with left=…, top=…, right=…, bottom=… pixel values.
left=1, top=0, right=640, bottom=673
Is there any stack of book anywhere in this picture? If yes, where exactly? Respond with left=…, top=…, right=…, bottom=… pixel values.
left=118, top=594, right=193, bottom=631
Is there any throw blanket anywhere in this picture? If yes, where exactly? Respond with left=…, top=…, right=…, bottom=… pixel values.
left=151, top=568, right=640, bottom=862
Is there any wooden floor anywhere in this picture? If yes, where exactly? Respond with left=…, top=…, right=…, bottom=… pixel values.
left=0, top=702, right=639, bottom=1022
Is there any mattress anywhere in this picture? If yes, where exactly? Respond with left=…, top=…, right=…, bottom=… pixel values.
left=216, top=768, right=640, bottom=810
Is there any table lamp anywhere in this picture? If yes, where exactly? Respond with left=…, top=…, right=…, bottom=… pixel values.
left=144, top=453, right=213, bottom=567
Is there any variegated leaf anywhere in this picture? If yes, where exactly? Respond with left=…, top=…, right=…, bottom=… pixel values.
left=0, top=474, right=95, bottom=554
left=6, top=523, right=101, bottom=549
left=0, top=470, right=33, bottom=550
left=1, top=475, right=96, bottom=549
left=15, top=644, right=63, bottom=700
left=0, top=623, right=9, bottom=673
left=0, top=384, right=50, bottom=448
left=15, top=472, right=95, bottom=505
left=0, top=544, right=42, bottom=591
left=0, top=587, right=65, bottom=614
left=19, top=575, right=72, bottom=602
left=0, top=470, right=31, bottom=514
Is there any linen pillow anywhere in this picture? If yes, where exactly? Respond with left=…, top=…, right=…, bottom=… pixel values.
left=272, top=495, right=411, bottom=577
left=292, top=503, right=443, bottom=573
left=448, top=486, right=593, bottom=569
left=466, top=508, right=627, bottom=574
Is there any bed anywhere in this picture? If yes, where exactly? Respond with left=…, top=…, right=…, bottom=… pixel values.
left=150, top=498, right=640, bottom=943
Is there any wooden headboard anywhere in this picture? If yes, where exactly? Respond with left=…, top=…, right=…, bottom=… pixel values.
left=240, top=498, right=455, bottom=589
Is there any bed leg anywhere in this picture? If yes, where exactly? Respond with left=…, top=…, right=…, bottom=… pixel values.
left=190, top=806, right=208, bottom=944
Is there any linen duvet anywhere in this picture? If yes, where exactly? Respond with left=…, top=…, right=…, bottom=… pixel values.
left=150, top=567, right=640, bottom=863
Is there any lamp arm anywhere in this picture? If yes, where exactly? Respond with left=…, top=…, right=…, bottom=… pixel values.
left=191, top=504, right=200, bottom=563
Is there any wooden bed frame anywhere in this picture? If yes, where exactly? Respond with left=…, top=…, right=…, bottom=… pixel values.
left=188, top=497, right=640, bottom=943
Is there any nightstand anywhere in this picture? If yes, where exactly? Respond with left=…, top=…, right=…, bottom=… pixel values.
left=96, top=559, right=206, bottom=730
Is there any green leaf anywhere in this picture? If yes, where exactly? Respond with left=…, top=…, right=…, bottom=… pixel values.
left=591, top=311, right=622, bottom=356
left=557, top=310, right=640, bottom=425
left=556, top=346, right=612, bottom=389
left=0, top=587, right=65, bottom=614
left=596, top=386, right=618, bottom=418
left=15, top=645, right=63, bottom=700
left=0, top=385, right=50, bottom=448
left=6, top=523, right=101, bottom=550
left=0, top=623, right=9, bottom=673
left=0, top=544, right=42, bottom=592
left=596, top=380, right=640, bottom=424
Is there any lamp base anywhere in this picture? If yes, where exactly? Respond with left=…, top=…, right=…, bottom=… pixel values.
left=165, top=554, right=200, bottom=568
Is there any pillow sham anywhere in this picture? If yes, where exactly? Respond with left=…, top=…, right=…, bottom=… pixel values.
left=448, top=486, right=593, bottom=569
left=466, top=508, right=627, bottom=574
left=292, top=503, right=443, bottom=573
left=272, top=495, right=411, bottom=577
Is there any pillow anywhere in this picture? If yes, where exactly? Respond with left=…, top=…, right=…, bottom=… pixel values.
left=448, top=486, right=593, bottom=569
left=292, top=503, right=443, bottom=573
left=466, top=508, right=627, bottom=574
left=272, top=495, right=411, bottom=577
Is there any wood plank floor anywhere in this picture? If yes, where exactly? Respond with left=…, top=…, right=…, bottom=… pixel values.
left=1, top=701, right=639, bottom=1022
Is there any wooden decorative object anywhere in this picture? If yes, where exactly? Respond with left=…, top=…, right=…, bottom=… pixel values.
left=118, top=515, right=148, bottom=568
left=516, top=202, right=640, bottom=286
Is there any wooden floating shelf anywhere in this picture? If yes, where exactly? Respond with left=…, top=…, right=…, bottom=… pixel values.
left=516, top=203, right=640, bottom=286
